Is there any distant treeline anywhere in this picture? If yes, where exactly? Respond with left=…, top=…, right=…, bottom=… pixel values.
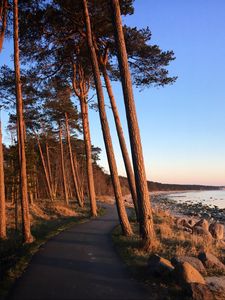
left=147, top=181, right=222, bottom=191
left=95, top=169, right=222, bottom=196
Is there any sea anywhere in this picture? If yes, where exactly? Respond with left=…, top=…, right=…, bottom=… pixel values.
left=167, top=190, right=225, bottom=209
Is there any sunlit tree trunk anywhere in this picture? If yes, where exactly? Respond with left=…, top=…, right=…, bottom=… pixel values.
left=35, top=133, right=54, bottom=201
left=80, top=96, right=97, bottom=216
left=0, top=0, right=8, bottom=52
left=65, top=113, right=83, bottom=207
left=0, top=119, right=6, bottom=239
left=72, top=65, right=97, bottom=216
left=59, top=126, right=69, bottom=205
left=83, top=0, right=132, bottom=235
left=102, top=65, right=138, bottom=218
left=110, top=0, right=155, bottom=249
left=13, top=0, right=33, bottom=243
left=46, top=142, right=55, bottom=198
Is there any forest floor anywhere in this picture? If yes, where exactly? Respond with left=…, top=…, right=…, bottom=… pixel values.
left=0, top=200, right=99, bottom=299
left=7, top=204, right=151, bottom=300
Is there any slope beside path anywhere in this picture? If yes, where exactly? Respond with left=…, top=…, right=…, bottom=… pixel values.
left=8, top=204, right=149, bottom=300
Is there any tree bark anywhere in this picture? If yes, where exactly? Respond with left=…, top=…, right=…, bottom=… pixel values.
left=0, top=0, right=8, bottom=52
left=102, top=65, right=139, bottom=218
left=0, top=119, right=6, bottom=239
left=35, top=134, right=54, bottom=201
left=59, top=126, right=69, bottom=205
left=83, top=0, right=132, bottom=235
left=65, top=113, right=84, bottom=207
left=13, top=0, right=33, bottom=243
left=46, top=142, right=55, bottom=198
left=110, top=0, right=155, bottom=249
left=79, top=96, right=97, bottom=217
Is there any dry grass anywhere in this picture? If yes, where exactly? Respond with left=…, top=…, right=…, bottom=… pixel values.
left=112, top=208, right=225, bottom=280
left=153, top=209, right=223, bottom=261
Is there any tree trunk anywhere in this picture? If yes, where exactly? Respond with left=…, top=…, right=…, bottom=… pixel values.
left=82, top=0, right=132, bottom=236
left=13, top=0, right=33, bottom=243
left=110, top=0, right=155, bottom=250
left=65, top=113, right=84, bottom=207
left=0, top=0, right=8, bottom=52
left=46, top=142, right=55, bottom=198
left=59, top=126, right=69, bottom=205
left=102, top=66, right=139, bottom=218
left=35, top=134, right=54, bottom=201
left=0, top=119, right=6, bottom=239
left=79, top=97, right=97, bottom=216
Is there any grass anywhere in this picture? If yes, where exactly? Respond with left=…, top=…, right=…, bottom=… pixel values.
left=0, top=203, right=105, bottom=299
left=112, top=208, right=225, bottom=299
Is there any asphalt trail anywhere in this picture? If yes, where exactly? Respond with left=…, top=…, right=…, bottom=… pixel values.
left=8, top=204, right=150, bottom=300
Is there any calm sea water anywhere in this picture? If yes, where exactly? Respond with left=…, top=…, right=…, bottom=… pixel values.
left=167, top=190, right=225, bottom=209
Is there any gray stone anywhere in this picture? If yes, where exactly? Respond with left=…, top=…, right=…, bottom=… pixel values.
left=209, top=222, right=224, bottom=240
left=193, top=226, right=213, bottom=241
left=147, top=254, right=174, bottom=276
left=171, top=256, right=207, bottom=276
left=198, top=252, right=225, bottom=273
left=188, top=283, right=214, bottom=300
left=176, top=218, right=192, bottom=229
left=194, top=219, right=209, bottom=231
left=206, top=276, right=225, bottom=300
left=174, top=261, right=205, bottom=285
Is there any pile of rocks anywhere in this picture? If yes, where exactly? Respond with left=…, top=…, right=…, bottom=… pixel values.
left=175, top=217, right=225, bottom=243
left=148, top=252, right=225, bottom=299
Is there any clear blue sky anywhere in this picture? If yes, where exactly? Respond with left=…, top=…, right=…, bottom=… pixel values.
left=1, top=0, right=225, bottom=186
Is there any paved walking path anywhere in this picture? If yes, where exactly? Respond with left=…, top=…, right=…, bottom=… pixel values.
left=8, top=204, right=149, bottom=300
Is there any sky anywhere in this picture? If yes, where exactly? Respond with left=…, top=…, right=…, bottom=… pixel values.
left=0, top=0, right=225, bottom=186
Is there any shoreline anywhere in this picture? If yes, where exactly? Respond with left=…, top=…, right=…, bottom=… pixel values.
left=150, top=190, right=225, bottom=225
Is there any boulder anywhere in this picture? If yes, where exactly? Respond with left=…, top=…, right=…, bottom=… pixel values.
left=198, top=252, right=225, bottom=273
left=188, top=219, right=196, bottom=227
left=209, top=222, right=224, bottom=240
left=206, top=276, right=225, bottom=300
left=177, top=225, right=192, bottom=233
left=188, top=283, right=214, bottom=300
left=174, top=261, right=205, bottom=286
left=193, top=226, right=212, bottom=241
left=194, top=219, right=209, bottom=231
left=147, top=254, right=174, bottom=276
left=176, top=218, right=192, bottom=229
left=171, top=256, right=207, bottom=276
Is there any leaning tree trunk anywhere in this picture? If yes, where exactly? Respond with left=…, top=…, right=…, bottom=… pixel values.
left=35, top=135, right=54, bottom=201
left=110, top=0, right=155, bottom=250
left=65, top=113, right=84, bottom=207
left=46, top=142, right=55, bottom=198
left=79, top=97, right=97, bottom=216
left=13, top=0, right=33, bottom=243
left=0, top=119, right=6, bottom=239
left=102, top=65, right=138, bottom=218
left=83, top=0, right=132, bottom=236
left=59, top=126, right=69, bottom=205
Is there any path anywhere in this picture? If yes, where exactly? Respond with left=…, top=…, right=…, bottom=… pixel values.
left=8, top=204, right=149, bottom=300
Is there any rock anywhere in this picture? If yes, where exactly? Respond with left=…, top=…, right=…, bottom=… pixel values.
left=209, top=222, right=224, bottom=240
left=147, top=254, right=174, bottom=276
left=171, top=256, right=207, bottom=276
left=174, top=261, right=205, bottom=286
left=206, top=276, right=225, bottom=300
left=188, top=283, right=214, bottom=300
left=193, top=226, right=213, bottom=241
left=188, top=219, right=196, bottom=227
left=177, top=225, right=192, bottom=233
left=176, top=218, right=192, bottom=229
left=194, top=219, right=209, bottom=231
left=198, top=252, right=225, bottom=273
